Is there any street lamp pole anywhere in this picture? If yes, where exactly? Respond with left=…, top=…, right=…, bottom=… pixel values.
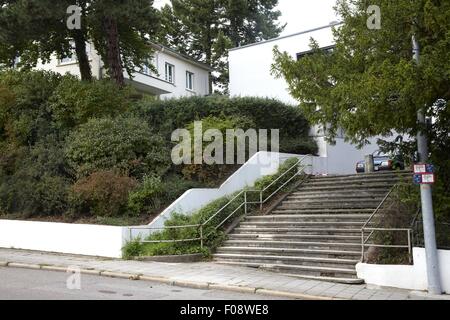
left=412, top=35, right=442, bottom=295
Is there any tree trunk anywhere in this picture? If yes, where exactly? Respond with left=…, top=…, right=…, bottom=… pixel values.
left=102, top=16, right=125, bottom=87
left=73, top=30, right=92, bottom=82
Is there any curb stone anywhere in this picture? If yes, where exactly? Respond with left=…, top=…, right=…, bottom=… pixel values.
left=209, top=284, right=256, bottom=294
left=255, top=288, right=341, bottom=300
left=7, top=262, right=41, bottom=270
left=100, top=271, right=141, bottom=280
left=1, top=260, right=342, bottom=300
left=0, top=261, right=8, bottom=267
left=173, top=280, right=210, bottom=290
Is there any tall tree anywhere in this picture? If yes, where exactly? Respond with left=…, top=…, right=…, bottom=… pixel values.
left=0, top=0, right=92, bottom=81
left=272, top=0, right=450, bottom=220
left=272, top=0, right=449, bottom=146
left=160, top=0, right=284, bottom=92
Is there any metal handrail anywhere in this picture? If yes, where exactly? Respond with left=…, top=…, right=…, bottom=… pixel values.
left=129, top=156, right=311, bottom=249
left=360, top=183, right=416, bottom=264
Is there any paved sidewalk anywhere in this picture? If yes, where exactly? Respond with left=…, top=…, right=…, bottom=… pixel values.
left=0, top=249, right=448, bottom=300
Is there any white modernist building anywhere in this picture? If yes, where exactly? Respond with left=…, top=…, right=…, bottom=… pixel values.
left=36, top=43, right=212, bottom=99
left=229, top=23, right=392, bottom=174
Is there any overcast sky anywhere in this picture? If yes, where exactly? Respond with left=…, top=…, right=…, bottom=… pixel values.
left=153, top=0, right=339, bottom=36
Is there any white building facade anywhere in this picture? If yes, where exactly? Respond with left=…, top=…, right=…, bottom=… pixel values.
left=36, top=43, right=212, bottom=99
left=229, top=24, right=394, bottom=175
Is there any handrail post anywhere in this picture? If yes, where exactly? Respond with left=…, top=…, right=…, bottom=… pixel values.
left=200, top=225, right=203, bottom=250
left=408, top=229, right=412, bottom=264
left=361, top=230, right=365, bottom=262
left=260, top=191, right=263, bottom=211
left=244, top=192, right=247, bottom=215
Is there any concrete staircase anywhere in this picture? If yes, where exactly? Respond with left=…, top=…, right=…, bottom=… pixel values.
left=213, top=171, right=411, bottom=284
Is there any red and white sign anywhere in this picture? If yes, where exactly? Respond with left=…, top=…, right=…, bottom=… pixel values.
left=421, top=173, right=436, bottom=184
left=414, top=164, right=427, bottom=174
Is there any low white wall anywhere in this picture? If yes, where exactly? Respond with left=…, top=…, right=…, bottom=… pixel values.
left=356, top=247, right=450, bottom=293
left=0, top=220, right=128, bottom=258
left=146, top=152, right=311, bottom=233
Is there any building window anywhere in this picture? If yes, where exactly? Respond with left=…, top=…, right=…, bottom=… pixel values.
left=165, top=63, right=175, bottom=83
left=186, top=71, right=194, bottom=90
left=296, top=45, right=335, bottom=60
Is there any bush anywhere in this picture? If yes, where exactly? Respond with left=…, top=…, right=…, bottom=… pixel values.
left=127, top=175, right=165, bottom=215
left=70, top=170, right=138, bottom=217
left=48, top=76, right=133, bottom=130
left=0, top=70, right=63, bottom=146
left=0, top=138, right=72, bottom=216
left=65, top=116, right=171, bottom=178
left=132, top=95, right=318, bottom=155
left=180, top=115, right=255, bottom=185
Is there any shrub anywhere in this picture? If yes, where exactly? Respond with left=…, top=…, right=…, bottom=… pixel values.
left=70, top=170, right=138, bottom=217
left=48, top=76, right=133, bottom=130
left=0, top=138, right=71, bottom=216
left=180, top=115, right=256, bottom=185
left=65, top=116, right=171, bottom=178
left=127, top=175, right=165, bottom=215
left=132, top=95, right=318, bottom=155
left=0, top=70, right=63, bottom=146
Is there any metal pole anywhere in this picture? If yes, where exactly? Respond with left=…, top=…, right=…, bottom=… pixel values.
left=412, top=35, right=442, bottom=295
left=244, top=192, right=247, bottom=215
left=260, top=191, right=263, bottom=211
left=200, top=225, right=203, bottom=250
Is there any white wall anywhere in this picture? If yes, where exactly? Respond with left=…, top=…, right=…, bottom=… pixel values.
left=229, top=25, right=335, bottom=105
left=145, top=152, right=312, bottom=233
left=0, top=220, right=128, bottom=258
left=356, top=248, right=450, bottom=293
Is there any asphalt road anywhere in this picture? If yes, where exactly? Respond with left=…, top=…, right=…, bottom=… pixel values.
left=0, top=267, right=287, bottom=300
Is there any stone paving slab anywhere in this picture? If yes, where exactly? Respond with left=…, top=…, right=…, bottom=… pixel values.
left=0, top=248, right=449, bottom=300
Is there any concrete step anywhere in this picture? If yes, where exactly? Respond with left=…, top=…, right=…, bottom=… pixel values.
left=296, top=184, right=395, bottom=192
left=305, top=178, right=398, bottom=187
left=283, top=198, right=382, bottom=204
left=311, top=171, right=411, bottom=181
left=271, top=208, right=374, bottom=215
left=216, top=246, right=361, bottom=259
left=286, top=194, right=385, bottom=200
left=276, top=203, right=378, bottom=210
left=239, top=221, right=365, bottom=228
left=245, top=214, right=371, bottom=222
left=223, top=240, right=362, bottom=250
left=228, top=234, right=362, bottom=243
left=233, top=227, right=362, bottom=235
left=280, top=273, right=364, bottom=284
left=214, top=261, right=359, bottom=278
left=213, top=253, right=358, bottom=269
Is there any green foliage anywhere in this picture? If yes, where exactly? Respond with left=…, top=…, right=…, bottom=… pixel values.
left=126, top=158, right=304, bottom=257
left=48, top=76, right=133, bottom=129
left=0, top=137, right=71, bottom=216
left=272, top=0, right=450, bottom=146
left=158, top=0, right=284, bottom=91
left=70, top=170, right=138, bottom=217
left=0, top=70, right=63, bottom=146
left=133, top=95, right=316, bottom=152
left=127, top=175, right=165, bottom=216
left=65, top=116, right=171, bottom=178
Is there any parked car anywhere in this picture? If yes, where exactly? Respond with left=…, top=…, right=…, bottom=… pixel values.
left=356, top=151, right=405, bottom=173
